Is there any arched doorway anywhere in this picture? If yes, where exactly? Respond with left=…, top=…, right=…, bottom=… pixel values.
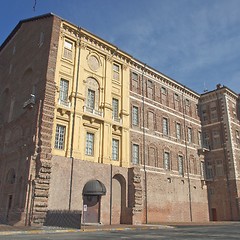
left=112, top=174, right=126, bottom=224
left=82, top=180, right=106, bottom=223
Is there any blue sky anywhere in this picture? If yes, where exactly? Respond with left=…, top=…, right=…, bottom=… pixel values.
left=1, top=0, right=240, bottom=94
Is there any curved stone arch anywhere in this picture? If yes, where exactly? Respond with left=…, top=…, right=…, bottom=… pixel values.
left=82, top=179, right=106, bottom=224
left=112, top=173, right=127, bottom=224
left=6, top=168, right=16, bottom=184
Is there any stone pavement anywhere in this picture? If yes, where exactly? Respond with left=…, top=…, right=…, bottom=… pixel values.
left=0, top=223, right=170, bottom=236
left=0, top=221, right=235, bottom=236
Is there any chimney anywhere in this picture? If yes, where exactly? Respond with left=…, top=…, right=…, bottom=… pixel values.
left=216, top=84, right=221, bottom=89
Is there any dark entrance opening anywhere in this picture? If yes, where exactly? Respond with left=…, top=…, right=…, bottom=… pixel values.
left=82, top=180, right=106, bottom=224
left=211, top=208, right=217, bottom=221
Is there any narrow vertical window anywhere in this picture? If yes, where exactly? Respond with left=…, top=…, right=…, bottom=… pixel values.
left=131, top=72, right=139, bottom=92
left=55, top=125, right=66, bottom=150
left=39, top=32, right=44, bottom=47
left=163, top=118, right=169, bottom=135
left=112, top=98, right=119, bottom=121
left=147, top=80, right=154, bottom=99
left=113, top=63, right=120, bottom=81
left=85, top=132, right=94, bottom=156
left=63, top=40, right=73, bottom=60
left=236, top=130, right=240, bottom=144
left=164, top=152, right=170, bottom=170
left=59, top=79, right=69, bottom=106
left=87, top=89, right=95, bottom=110
left=188, top=127, right=192, bottom=143
left=176, top=123, right=181, bottom=140
left=132, top=144, right=139, bottom=164
left=112, top=138, right=119, bottom=161
left=178, top=155, right=184, bottom=176
left=132, top=106, right=139, bottom=126
left=198, top=131, right=202, bottom=147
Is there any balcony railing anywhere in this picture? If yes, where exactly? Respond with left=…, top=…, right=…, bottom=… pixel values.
left=84, top=106, right=103, bottom=117
left=112, top=116, right=122, bottom=124
left=58, top=99, right=71, bottom=108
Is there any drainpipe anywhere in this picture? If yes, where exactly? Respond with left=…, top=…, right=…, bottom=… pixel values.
left=110, top=164, right=113, bottom=225
left=69, top=28, right=81, bottom=210
left=182, top=86, right=193, bottom=222
left=141, top=64, right=147, bottom=224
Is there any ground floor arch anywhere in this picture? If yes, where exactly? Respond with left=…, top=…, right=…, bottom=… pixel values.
left=82, top=180, right=106, bottom=224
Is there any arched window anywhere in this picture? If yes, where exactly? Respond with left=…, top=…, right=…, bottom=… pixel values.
left=84, top=77, right=102, bottom=116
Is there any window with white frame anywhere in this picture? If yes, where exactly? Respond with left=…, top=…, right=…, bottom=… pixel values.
left=163, top=117, right=169, bottom=135
left=176, top=123, right=181, bottom=140
left=113, top=63, right=120, bottom=81
left=164, top=151, right=170, bottom=170
left=85, top=132, right=94, bottom=156
left=132, top=144, right=139, bottom=164
left=87, top=89, right=95, bottom=110
left=132, top=106, right=139, bottom=126
left=178, top=155, right=184, bottom=176
left=112, top=98, right=119, bottom=121
left=55, top=124, right=66, bottom=150
left=63, top=40, right=73, bottom=60
left=112, top=138, right=119, bottom=161
left=188, top=127, right=192, bottom=143
left=59, top=79, right=69, bottom=106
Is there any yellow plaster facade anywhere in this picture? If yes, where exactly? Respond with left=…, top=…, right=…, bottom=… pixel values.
left=52, top=21, right=130, bottom=168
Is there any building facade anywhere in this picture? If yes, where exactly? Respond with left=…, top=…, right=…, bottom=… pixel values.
left=0, top=13, right=239, bottom=226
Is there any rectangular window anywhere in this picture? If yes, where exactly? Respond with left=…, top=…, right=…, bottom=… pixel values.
left=112, top=138, right=119, bottom=161
left=63, top=40, right=73, bottom=60
left=161, top=87, right=167, bottom=95
left=203, top=132, right=210, bottom=149
left=112, top=98, right=119, bottom=121
left=55, top=125, right=66, bottom=150
left=178, top=155, right=184, bottom=176
left=176, top=123, right=181, bottom=140
left=236, top=130, right=240, bottom=144
left=131, top=72, right=139, bottom=92
left=213, top=130, right=221, bottom=149
left=198, top=131, right=202, bottom=147
left=147, top=80, right=153, bottom=99
left=200, top=161, right=205, bottom=178
left=164, top=152, right=170, bottom=170
left=113, top=63, right=120, bottom=81
left=188, top=127, right=192, bottom=143
left=59, top=79, right=69, bottom=106
left=85, top=132, right=94, bottom=156
left=87, top=89, right=95, bottom=109
left=132, top=144, right=139, bottom=164
left=206, top=161, right=213, bottom=179
left=132, top=106, right=139, bottom=126
left=174, top=93, right=179, bottom=101
left=216, top=160, right=224, bottom=176
left=163, top=118, right=169, bottom=135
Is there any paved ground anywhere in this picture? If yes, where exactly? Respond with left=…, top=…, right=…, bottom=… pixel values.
left=0, top=222, right=240, bottom=240
left=0, top=222, right=240, bottom=239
